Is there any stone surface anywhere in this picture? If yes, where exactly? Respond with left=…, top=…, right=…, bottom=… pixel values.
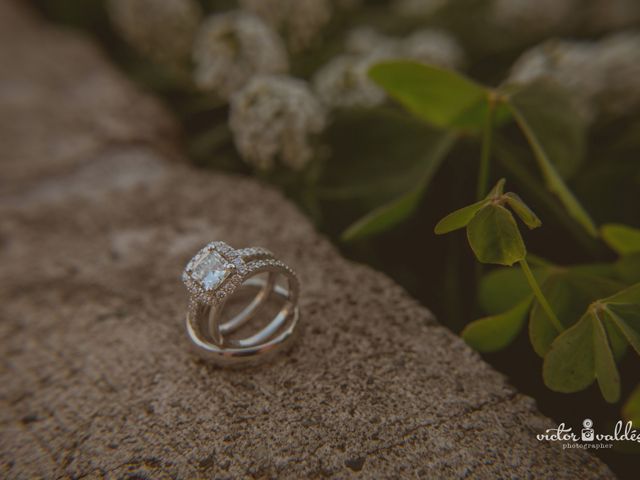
left=0, top=2, right=615, bottom=479
left=0, top=0, right=179, bottom=196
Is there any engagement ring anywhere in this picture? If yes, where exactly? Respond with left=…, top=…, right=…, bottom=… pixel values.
left=182, top=241, right=300, bottom=366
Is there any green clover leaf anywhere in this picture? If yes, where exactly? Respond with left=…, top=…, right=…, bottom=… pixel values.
left=543, top=282, right=640, bottom=403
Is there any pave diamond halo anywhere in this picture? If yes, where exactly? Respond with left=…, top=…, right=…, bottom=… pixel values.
left=182, top=241, right=300, bottom=366
left=182, top=242, right=242, bottom=305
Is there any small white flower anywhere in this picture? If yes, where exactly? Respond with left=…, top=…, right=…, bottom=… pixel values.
left=239, top=0, right=332, bottom=52
left=229, top=76, right=327, bottom=171
left=591, top=32, right=640, bottom=118
left=313, top=53, right=389, bottom=109
left=315, top=27, right=464, bottom=109
left=192, top=12, right=289, bottom=99
left=509, top=32, right=640, bottom=122
left=509, top=40, right=598, bottom=122
left=401, top=29, right=465, bottom=69
left=107, top=0, right=201, bottom=66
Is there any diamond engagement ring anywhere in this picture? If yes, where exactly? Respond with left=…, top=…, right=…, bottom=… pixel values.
left=182, top=241, right=300, bottom=366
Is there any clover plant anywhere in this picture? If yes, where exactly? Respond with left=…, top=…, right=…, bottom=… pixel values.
left=344, top=60, right=640, bottom=407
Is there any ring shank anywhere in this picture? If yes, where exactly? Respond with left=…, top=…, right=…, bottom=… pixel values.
left=211, top=272, right=275, bottom=339
left=186, top=271, right=299, bottom=366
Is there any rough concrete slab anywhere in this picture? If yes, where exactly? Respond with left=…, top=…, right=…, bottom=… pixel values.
left=0, top=2, right=615, bottom=478
left=0, top=1, right=179, bottom=195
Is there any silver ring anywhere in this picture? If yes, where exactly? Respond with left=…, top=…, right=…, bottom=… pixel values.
left=182, top=241, right=300, bottom=366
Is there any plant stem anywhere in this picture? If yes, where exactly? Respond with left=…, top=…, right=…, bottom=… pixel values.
left=519, top=258, right=564, bottom=332
left=493, top=136, right=604, bottom=258
left=508, top=103, right=598, bottom=237
left=474, top=97, right=496, bottom=287
left=476, top=95, right=496, bottom=200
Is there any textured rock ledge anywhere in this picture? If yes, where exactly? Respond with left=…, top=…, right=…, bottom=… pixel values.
left=0, top=2, right=614, bottom=479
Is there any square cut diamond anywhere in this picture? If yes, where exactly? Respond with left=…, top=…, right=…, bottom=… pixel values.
left=192, top=251, right=230, bottom=291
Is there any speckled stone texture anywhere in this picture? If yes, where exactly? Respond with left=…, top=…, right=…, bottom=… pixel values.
left=0, top=2, right=615, bottom=479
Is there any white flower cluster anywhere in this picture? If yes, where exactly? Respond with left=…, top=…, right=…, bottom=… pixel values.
left=239, top=0, right=333, bottom=52
left=314, top=27, right=464, bottom=109
left=344, top=26, right=464, bottom=67
left=107, top=0, right=202, bottom=66
left=192, top=12, right=289, bottom=100
left=399, top=30, right=466, bottom=68
left=313, top=51, right=391, bottom=109
left=509, top=32, right=640, bottom=123
left=229, top=76, right=327, bottom=171
left=594, top=32, right=640, bottom=118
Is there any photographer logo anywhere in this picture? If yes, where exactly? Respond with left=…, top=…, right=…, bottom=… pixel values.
left=581, top=418, right=594, bottom=441
left=537, top=419, right=640, bottom=450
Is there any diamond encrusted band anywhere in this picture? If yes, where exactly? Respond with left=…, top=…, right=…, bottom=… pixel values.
left=182, top=241, right=300, bottom=366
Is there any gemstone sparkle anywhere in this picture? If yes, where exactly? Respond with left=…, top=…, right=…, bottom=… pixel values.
left=192, top=251, right=230, bottom=291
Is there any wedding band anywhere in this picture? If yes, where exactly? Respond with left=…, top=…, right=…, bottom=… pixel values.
left=182, top=241, right=300, bottom=366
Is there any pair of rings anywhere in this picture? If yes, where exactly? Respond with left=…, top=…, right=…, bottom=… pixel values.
left=182, top=241, right=300, bottom=366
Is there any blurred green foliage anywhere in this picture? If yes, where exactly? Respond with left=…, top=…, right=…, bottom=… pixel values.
left=364, top=59, right=639, bottom=407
